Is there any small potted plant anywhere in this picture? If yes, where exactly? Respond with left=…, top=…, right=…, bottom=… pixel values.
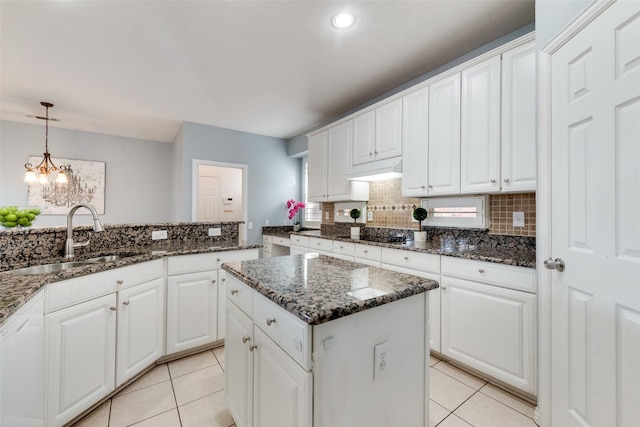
left=350, top=208, right=361, bottom=239
left=287, top=199, right=305, bottom=231
left=413, top=207, right=428, bottom=242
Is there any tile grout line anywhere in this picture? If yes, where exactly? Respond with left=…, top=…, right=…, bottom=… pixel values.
left=475, top=387, right=537, bottom=420
left=168, top=363, right=184, bottom=427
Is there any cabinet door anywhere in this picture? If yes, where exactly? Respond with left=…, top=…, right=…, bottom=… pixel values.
left=253, top=327, right=312, bottom=427
left=46, top=293, right=116, bottom=427
left=218, top=269, right=228, bottom=340
left=352, top=111, right=375, bottom=165
left=461, top=55, right=502, bottom=194
left=375, top=98, right=403, bottom=161
left=428, top=74, right=461, bottom=195
left=326, top=121, right=353, bottom=201
left=226, top=301, right=254, bottom=427
left=402, top=88, right=429, bottom=197
left=307, top=131, right=328, bottom=201
left=441, top=276, right=536, bottom=394
left=166, top=271, right=218, bottom=354
left=501, top=40, right=536, bottom=192
left=116, top=278, right=165, bottom=386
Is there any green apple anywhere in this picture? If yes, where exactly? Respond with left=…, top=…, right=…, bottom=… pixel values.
left=5, top=213, right=17, bottom=222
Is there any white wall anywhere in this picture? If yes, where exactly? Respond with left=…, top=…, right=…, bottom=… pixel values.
left=0, top=120, right=174, bottom=227
left=198, top=165, right=243, bottom=222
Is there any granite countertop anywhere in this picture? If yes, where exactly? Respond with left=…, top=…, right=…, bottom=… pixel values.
left=222, top=253, right=439, bottom=325
left=0, top=241, right=261, bottom=326
left=263, top=231, right=536, bottom=269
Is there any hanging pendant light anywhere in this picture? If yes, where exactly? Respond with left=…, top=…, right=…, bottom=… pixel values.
left=24, top=101, right=70, bottom=185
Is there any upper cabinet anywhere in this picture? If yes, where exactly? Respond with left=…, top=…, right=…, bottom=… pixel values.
left=308, top=123, right=369, bottom=203
left=500, top=40, right=536, bottom=192
left=460, top=55, right=502, bottom=194
left=352, top=111, right=376, bottom=165
left=401, top=88, right=429, bottom=197
left=352, top=99, right=402, bottom=166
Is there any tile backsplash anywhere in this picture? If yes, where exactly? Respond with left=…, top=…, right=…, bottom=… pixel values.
left=321, top=178, right=536, bottom=237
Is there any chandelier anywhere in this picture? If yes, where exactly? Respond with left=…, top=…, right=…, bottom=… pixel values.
left=24, top=101, right=70, bottom=185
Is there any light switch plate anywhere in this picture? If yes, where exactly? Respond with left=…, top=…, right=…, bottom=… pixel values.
left=208, top=227, right=221, bottom=236
left=513, top=212, right=525, bottom=227
left=367, top=211, right=373, bottom=221
left=373, top=341, right=389, bottom=380
left=264, top=219, right=270, bottom=226
left=151, top=230, right=167, bottom=240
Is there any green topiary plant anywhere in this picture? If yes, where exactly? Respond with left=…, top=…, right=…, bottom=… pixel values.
left=350, top=208, right=361, bottom=225
left=413, top=207, right=428, bottom=231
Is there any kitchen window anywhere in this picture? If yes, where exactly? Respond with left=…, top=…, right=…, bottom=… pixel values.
left=302, top=157, right=321, bottom=228
left=421, top=196, right=489, bottom=229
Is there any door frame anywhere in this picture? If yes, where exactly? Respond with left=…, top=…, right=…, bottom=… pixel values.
left=191, top=159, right=248, bottom=241
left=537, top=1, right=617, bottom=425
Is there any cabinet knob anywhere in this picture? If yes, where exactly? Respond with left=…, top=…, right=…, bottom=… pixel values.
left=441, top=286, right=447, bottom=291
left=217, top=258, right=221, bottom=262
left=339, top=246, right=343, bottom=249
left=211, top=279, right=216, bottom=284
left=490, top=179, right=496, bottom=183
left=110, top=306, right=117, bottom=311
left=221, top=278, right=226, bottom=282
left=504, top=178, right=510, bottom=183
left=364, top=250, right=368, bottom=254
left=116, top=280, right=124, bottom=285
left=231, top=289, right=239, bottom=295
left=404, top=256, right=409, bottom=261
left=428, top=185, right=433, bottom=188
left=122, top=300, right=130, bottom=306
left=374, top=151, right=379, bottom=155
left=242, top=336, right=251, bottom=344
left=421, top=185, right=426, bottom=189
left=249, top=344, right=258, bottom=352
left=266, top=317, right=276, bottom=326
left=478, top=268, right=485, bottom=273
left=369, top=152, right=373, bottom=156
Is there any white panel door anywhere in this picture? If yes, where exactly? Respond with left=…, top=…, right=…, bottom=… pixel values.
left=352, top=111, right=375, bottom=165
left=197, top=176, right=220, bottom=221
left=375, top=98, right=403, bottom=161
left=46, top=294, right=116, bottom=427
left=253, top=327, right=312, bottom=427
left=307, top=131, right=328, bottom=202
left=225, top=301, right=254, bottom=427
left=326, top=120, right=353, bottom=201
left=428, top=73, right=461, bottom=195
left=460, top=55, right=501, bottom=194
left=550, top=1, right=640, bottom=425
left=166, top=271, right=218, bottom=354
left=402, top=87, right=429, bottom=197
left=116, top=278, right=165, bottom=386
left=501, top=40, right=537, bottom=192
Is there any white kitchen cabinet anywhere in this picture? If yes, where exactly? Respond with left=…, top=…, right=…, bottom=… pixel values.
left=428, top=73, right=461, bottom=195
left=262, top=235, right=272, bottom=258
left=460, top=55, right=502, bottom=194
left=218, top=269, right=228, bottom=340
left=351, top=110, right=375, bottom=165
left=308, top=124, right=369, bottom=203
left=501, top=40, right=536, bottom=192
left=166, top=270, right=218, bottom=354
left=46, top=293, right=117, bottom=427
left=440, top=261, right=536, bottom=395
left=401, top=87, right=429, bottom=197
left=226, top=301, right=254, bottom=427
left=116, top=277, right=165, bottom=386
left=374, top=99, right=403, bottom=161
left=253, top=327, right=312, bottom=427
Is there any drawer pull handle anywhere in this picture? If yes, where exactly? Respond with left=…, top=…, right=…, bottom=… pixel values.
left=116, top=280, right=124, bottom=285
left=231, top=289, right=239, bottom=295
left=266, top=318, right=276, bottom=326
left=122, top=300, right=130, bottom=306
left=242, top=336, right=251, bottom=344
left=249, top=344, right=257, bottom=352
left=404, top=256, right=409, bottom=261
left=478, top=268, right=485, bottom=273
left=110, top=306, right=117, bottom=311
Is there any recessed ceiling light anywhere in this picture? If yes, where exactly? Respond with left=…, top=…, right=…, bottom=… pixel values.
left=331, top=12, right=355, bottom=29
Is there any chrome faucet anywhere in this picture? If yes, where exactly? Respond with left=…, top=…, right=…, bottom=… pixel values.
left=64, top=203, right=105, bottom=259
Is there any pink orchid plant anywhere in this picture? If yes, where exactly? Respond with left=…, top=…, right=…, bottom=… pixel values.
left=287, top=199, right=306, bottom=224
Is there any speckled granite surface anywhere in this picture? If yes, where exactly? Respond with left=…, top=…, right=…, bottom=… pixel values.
left=222, top=254, right=439, bottom=325
left=263, top=226, right=536, bottom=268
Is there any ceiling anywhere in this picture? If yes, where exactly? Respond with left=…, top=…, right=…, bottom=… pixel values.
left=0, top=1, right=534, bottom=143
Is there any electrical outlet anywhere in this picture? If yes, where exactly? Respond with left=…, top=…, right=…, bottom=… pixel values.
left=248, top=222, right=253, bottom=230
left=264, top=219, right=270, bottom=226
left=373, top=341, right=389, bottom=380
left=325, top=211, right=329, bottom=220
left=151, top=230, right=167, bottom=240
left=513, top=211, right=525, bottom=227
left=208, top=227, right=221, bottom=237
left=367, top=211, right=373, bottom=221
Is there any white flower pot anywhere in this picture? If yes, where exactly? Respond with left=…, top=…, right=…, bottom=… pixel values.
left=414, top=231, right=427, bottom=242
left=350, top=227, right=360, bottom=240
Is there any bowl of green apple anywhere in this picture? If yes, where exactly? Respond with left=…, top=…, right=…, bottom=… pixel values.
left=0, top=206, right=43, bottom=229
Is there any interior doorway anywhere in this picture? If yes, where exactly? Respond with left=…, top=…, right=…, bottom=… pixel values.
left=192, top=159, right=248, bottom=241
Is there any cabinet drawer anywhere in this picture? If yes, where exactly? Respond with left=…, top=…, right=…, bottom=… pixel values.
left=226, top=275, right=254, bottom=317
left=381, top=248, right=440, bottom=274
left=263, top=235, right=273, bottom=245
left=332, top=241, right=355, bottom=257
left=272, top=237, right=290, bottom=247
left=354, top=244, right=382, bottom=262
left=309, top=237, right=333, bottom=253
left=215, top=249, right=260, bottom=269
left=253, top=293, right=311, bottom=370
left=168, top=253, right=216, bottom=275
left=441, top=257, right=535, bottom=293
left=290, top=235, right=310, bottom=247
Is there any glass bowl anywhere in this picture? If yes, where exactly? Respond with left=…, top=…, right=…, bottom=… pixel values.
left=0, top=206, right=43, bottom=230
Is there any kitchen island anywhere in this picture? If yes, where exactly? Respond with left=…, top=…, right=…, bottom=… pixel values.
left=222, top=253, right=439, bottom=427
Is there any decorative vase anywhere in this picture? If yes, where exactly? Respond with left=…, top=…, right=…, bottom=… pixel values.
left=293, top=224, right=301, bottom=232
left=414, top=231, right=427, bottom=242
left=350, top=227, right=360, bottom=240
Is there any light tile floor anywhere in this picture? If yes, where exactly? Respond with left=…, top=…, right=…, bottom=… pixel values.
left=74, top=348, right=536, bottom=427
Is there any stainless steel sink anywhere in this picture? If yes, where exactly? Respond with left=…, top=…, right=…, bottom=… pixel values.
left=84, top=255, right=126, bottom=263
left=6, top=261, right=97, bottom=275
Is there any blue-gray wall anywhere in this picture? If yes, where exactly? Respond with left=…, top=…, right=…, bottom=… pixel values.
left=287, top=22, right=536, bottom=156
left=535, top=0, right=591, bottom=48
left=176, top=122, right=301, bottom=244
